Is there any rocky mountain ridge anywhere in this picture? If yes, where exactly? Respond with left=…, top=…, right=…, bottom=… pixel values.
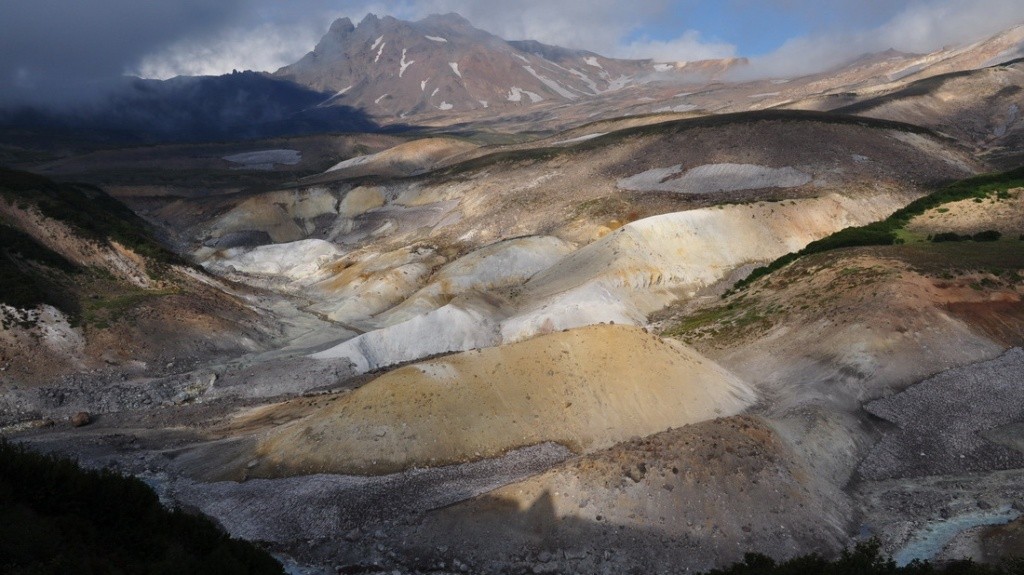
left=275, top=12, right=742, bottom=118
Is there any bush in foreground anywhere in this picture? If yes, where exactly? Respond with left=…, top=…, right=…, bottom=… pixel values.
left=0, top=440, right=283, bottom=575
left=708, top=539, right=1024, bottom=575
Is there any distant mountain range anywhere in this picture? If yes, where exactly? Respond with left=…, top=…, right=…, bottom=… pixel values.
left=275, top=13, right=741, bottom=117
left=3, top=12, right=1024, bottom=147
left=0, top=12, right=741, bottom=146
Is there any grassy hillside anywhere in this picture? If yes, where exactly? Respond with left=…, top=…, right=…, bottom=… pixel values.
left=0, top=168, right=180, bottom=266
left=730, top=167, right=1024, bottom=293
left=0, top=168, right=186, bottom=316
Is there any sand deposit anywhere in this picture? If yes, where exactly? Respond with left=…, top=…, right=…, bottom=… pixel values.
left=256, top=325, right=754, bottom=476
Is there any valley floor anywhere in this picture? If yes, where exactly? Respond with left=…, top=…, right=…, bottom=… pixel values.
left=3, top=111, right=1024, bottom=574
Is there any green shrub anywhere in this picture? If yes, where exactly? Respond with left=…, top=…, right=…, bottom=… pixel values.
left=730, top=167, right=1024, bottom=293
left=932, top=232, right=969, bottom=243
left=972, top=230, right=1002, bottom=242
left=0, top=224, right=80, bottom=312
left=0, top=440, right=283, bottom=574
left=0, top=168, right=183, bottom=270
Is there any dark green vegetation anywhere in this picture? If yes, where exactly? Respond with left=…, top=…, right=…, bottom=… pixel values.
left=0, top=223, right=80, bottom=314
left=707, top=540, right=1024, bottom=575
left=0, top=169, right=191, bottom=319
left=931, top=230, right=1003, bottom=242
left=731, top=167, right=1024, bottom=292
left=0, top=168, right=179, bottom=266
left=0, top=440, right=283, bottom=575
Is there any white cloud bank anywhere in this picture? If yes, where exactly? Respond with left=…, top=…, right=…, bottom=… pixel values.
left=742, top=0, right=1024, bottom=79
left=135, top=23, right=322, bottom=78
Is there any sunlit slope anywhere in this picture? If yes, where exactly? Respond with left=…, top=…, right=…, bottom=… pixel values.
left=662, top=171, right=1024, bottom=412
left=250, top=325, right=754, bottom=476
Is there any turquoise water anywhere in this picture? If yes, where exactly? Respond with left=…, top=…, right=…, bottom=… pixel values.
left=893, top=507, right=1021, bottom=566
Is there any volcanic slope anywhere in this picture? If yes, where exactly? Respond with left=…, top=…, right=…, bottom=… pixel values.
left=0, top=169, right=269, bottom=398
left=410, top=415, right=851, bottom=574
left=649, top=169, right=1024, bottom=563
left=275, top=13, right=736, bottom=120
left=194, top=112, right=980, bottom=373
left=831, top=59, right=1024, bottom=168
left=246, top=324, right=754, bottom=476
left=660, top=170, right=1024, bottom=413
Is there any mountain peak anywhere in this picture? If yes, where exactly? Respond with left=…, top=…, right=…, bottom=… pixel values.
left=275, top=11, right=738, bottom=119
left=326, top=17, right=355, bottom=37
left=359, top=13, right=380, bottom=27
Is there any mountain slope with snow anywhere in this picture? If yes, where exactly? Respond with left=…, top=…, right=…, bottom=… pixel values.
left=275, top=13, right=737, bottom=118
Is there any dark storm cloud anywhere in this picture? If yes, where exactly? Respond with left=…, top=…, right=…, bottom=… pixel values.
left=0, top=0, right=246, bottom=105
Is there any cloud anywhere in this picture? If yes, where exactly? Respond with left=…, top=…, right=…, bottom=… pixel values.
left=622, top=32, right=737, bottom=62
left=5, top=0, right=1024, bottom=108
left=739, top=0, right=1024, bottom=79
left=0, top=0, right=248, bottom=105
left=130, top=0, right=731, bottom=77
left=134, top=23, right=323, bottom=79
left=395, top=0, right=671, bottom=54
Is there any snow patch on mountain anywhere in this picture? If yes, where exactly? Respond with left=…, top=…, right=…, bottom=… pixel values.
left=375, top=41, right=386, bottom=63
left=605, top=75, right=632, bottom=91
left=425, top=35, right=448, bottom=43
left=653, top=104, right=699, bottom=113
left=522, top=66, right=577, bottom=99
left=583, top=56, right=603, bottom=69
left=449, top=62, right=462, bottom=77
left=569, top=69, right=600, bottom=94
left=399, top=49, right=415, bottom=77
left=507, top=86, right=543, bottom=103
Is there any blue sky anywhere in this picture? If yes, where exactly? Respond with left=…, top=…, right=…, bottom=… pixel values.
left=640, top=2, right=805, bottom=56
left=4, top=0, right=1024, bottom=104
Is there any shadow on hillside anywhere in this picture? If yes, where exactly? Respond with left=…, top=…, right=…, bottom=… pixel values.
left=0, top=72, right=417, bottom=151
left=394, top=489, right=846, bottom=574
